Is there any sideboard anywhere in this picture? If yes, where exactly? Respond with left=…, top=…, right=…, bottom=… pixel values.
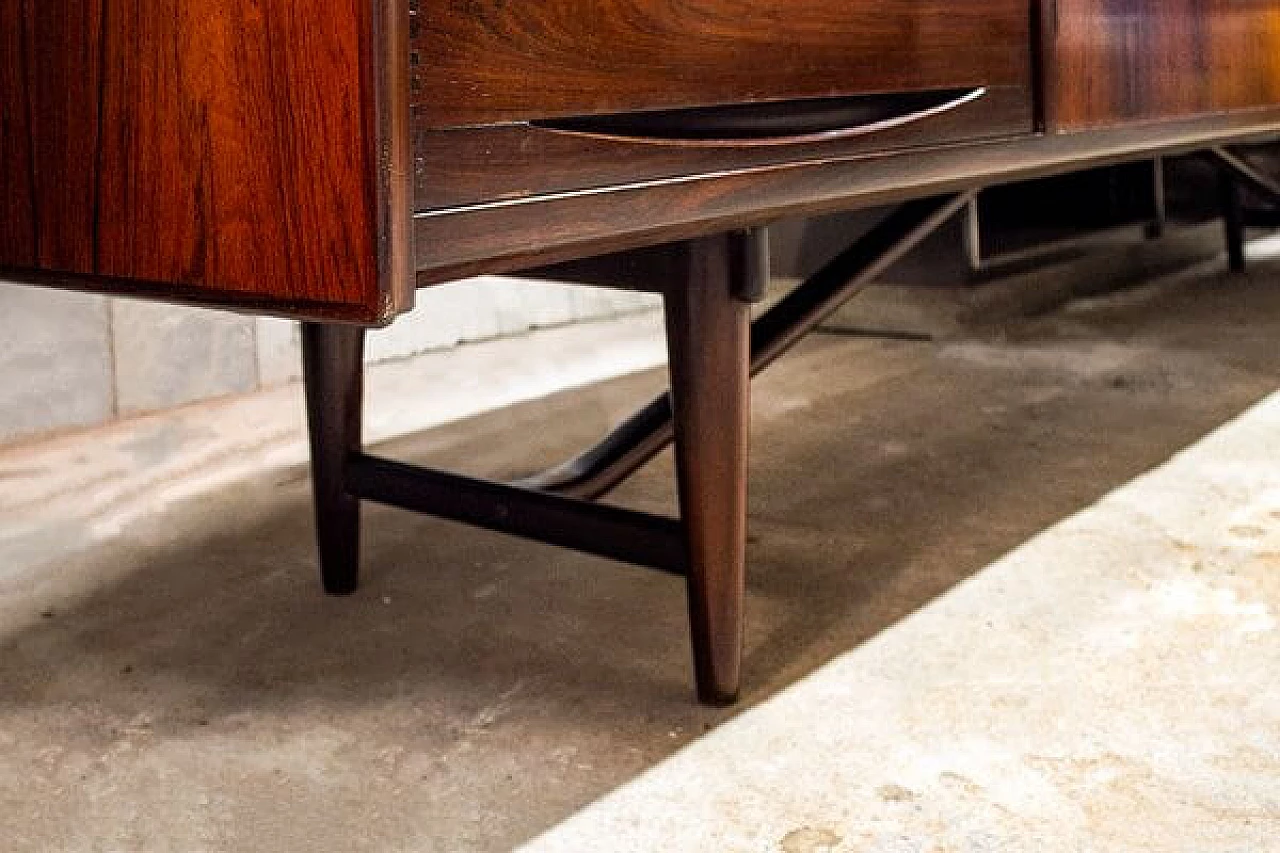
left=4, top=1, right=1280, bottom=703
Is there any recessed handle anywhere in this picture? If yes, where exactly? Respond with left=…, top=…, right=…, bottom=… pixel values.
left=532, top=87, right=986, bottom=148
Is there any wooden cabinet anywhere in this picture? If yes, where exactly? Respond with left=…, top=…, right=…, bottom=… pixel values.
left=8, top=2, right=1280, bottom=316
left=7, top=0, right=1280, bottom=706
left=1043, top=0, right=1280, bottom=131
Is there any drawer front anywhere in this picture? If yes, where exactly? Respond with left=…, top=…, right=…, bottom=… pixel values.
left=1045, top=0, right=1280, bottom=131
left=413, top=0, right=1032, bottom=129
left=412, top=0, right=1034, bottom=212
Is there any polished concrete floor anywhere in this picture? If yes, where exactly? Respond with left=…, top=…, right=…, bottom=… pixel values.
left=3, top=253, right=1280, bottom=851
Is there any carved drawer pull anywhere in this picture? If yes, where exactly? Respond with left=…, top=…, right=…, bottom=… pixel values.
left=532, top=87, right=986, bottom=148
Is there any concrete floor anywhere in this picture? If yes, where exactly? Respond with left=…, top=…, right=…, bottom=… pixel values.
left=3, top=251, right=1280, bottom=850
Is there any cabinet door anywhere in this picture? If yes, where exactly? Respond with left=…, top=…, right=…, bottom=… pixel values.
left=1043, top=0, right=1280, bottom=131
left=415, top=0, right=1032, bottom=129
left=412, top=0, right=1035, bottom=213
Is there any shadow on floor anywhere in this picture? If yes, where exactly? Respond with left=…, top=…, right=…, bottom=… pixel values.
left=2, top=260, right=1279, bottom=851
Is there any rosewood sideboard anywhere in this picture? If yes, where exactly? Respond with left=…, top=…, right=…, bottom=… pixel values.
left=5, top=1, right=1280, bottom=703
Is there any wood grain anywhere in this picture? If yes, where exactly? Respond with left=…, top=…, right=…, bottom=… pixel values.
left=0, top=1, right=103, bottom=271
left=0, top=0, right=411, bottom=324
left=0, top=0, right=35, bottom=268
left=1044, top=0, right=1280, bottom=131
left=413, top=0, right=1032, bottom=128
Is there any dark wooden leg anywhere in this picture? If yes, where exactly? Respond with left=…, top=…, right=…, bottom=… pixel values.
left=665, top=234, right=753, bottom=705
left=302, top=322, right=366, bottom=595
left=1221, top=171, right=1247, bottom=273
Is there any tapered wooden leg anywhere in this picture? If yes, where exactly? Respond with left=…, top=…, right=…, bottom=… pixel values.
left=665, top=234, right=753, bottom=705
left=302, top=322, right=366, bottom=595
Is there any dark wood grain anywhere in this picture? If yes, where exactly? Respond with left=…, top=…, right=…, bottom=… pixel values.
left=0, top=0, right=36, bottom=268
left=0, top=1, right=104, bottom=271
left=413, top=0, right=1032, bottom=128
left=0, top=0, right=411, bottom=324
left=1044, top=0, right=1280, bottom=131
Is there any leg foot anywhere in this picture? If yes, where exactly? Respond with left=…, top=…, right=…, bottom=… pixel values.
left=665, top=233, right=753, bottom=705
left=302, top=322, right=365, bottom=595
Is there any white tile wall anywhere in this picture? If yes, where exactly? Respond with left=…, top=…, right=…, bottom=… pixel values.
left=0, top=286, right=114, bottom=442
left=262, top=278, right=659, bottom=385
left=0, top=276, right=659, bottom=446
left=111, top=301, right=258, bottom=416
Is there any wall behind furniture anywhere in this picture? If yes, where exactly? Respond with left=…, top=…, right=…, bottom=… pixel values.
left=0, top=278, right=657, bottom=447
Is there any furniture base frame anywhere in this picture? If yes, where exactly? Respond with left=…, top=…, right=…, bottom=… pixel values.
left=302, top=194, right=970, bottom=704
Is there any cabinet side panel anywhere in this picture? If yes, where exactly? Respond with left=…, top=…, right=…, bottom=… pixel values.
left=0, top=0, right=103, bottom=271
left=0, top=0, right=409, bottom=322
left=0, top=0, right=36, bottom=267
